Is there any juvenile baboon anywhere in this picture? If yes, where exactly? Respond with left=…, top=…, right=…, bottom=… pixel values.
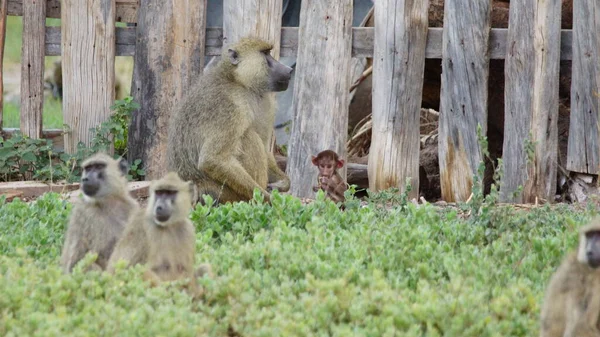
left=167, top=37, right=293, bottom=204
left=539, top=218, right=600, bottom=337
left=108, top=172, right=211, bottom=293
left=45, top=60, right=123, bottom=100
left=60, top=153, right=138, bottom=273
left=311, top=150, right=348, bottom=203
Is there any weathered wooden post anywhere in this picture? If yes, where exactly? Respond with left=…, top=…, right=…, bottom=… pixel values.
left=367, top=0, right=429, bottom=200
left=286, top=0, right=353, bottom=198
left=566, top=1, right=600, bottom=183
left=128, top=0, right=207, bottom=179
left=20, top=0, right=46, bottom=139
left=0, top=0, right=7, bottom=130
left=61, top=0, right=115, bottom=152
left=438, top=0, right=491, bottom=202
left=500, top=0, right=561, bottom=203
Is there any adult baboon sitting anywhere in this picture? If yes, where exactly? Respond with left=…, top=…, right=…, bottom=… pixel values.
left=167, top=37, right=293, bottom=204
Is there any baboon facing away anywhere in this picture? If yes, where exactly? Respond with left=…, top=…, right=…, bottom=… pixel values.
left=167, top=37, right=293, bottom=204
left=108, top=172, right=210, bottom=294
left=61, top=153, right=138, bottom=273
left=539, top=218, right=600, bottom=337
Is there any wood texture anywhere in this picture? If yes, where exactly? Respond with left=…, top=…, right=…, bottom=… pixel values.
left=501, top=0, right=561, bottom=203
left=8, top=0, right=138, bottom=23
left=128, top=0, right=207, bottom=179
left=286, top=0, right=353, bottom=198
left=41, top=26, right=575, bottom=60
left=566, top=0, right=600, bottom=174
left=438, top=0, right=491, bottom=202
left=0, top=0, right=6, bottom=130
left=61, top=0, right=115, bottom=152
left=20, top=0, right=46, bottom=139
left=367, top=0, right=429, bottom=199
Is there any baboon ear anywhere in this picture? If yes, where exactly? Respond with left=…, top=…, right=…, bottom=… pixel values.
left=337, top=159, right=345, bottom=169
left=311, top=155, right=318, bottom=166
left=187, top=181, right=198, bottom=204
left=118, top=158, right=129, bottom=176
left=228, top=49, right=240, bottom=65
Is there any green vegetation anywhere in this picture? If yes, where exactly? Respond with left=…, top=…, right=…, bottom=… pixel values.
left=0, top=97, right=144, bottom=182
left=0, top=188, right=596, bottom=336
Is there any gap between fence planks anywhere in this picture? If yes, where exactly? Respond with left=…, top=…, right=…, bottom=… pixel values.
left=286, top=0, right=353, bottom=199
left=20, top=0, right=46, bottom=139
left=438, top=0, right=490, bottom=203
left=128, top=0, right=207, bottom=179
left=566, top=0, right=600, bottom=175
left=42, top=26, right=575, bottom=60
left=500, top=0, right=561, bottom=203
left=367, top=0, right=429, bottom=200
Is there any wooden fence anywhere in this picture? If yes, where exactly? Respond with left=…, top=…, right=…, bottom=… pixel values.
left=1, top=0, right=598, bottom=204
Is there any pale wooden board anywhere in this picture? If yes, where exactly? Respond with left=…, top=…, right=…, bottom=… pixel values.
left=128, top=0, right=207, bottom=179
left=61, top=0, right=115, bottom=153
left=566, top=0, right=600, bottom=174
left=42, top=26, right=575, bottom=60
left=286, top=0, right=353, bottom=198
left=438, top=0, right=490, bottom=203
left=367, top=0, right=429, bottom=200
left=8, top=0, right=138, bottom=23
left=19, top=0, right=45, bottom=139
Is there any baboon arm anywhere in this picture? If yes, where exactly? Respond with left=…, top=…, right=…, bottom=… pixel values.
left=203, top=158, right=269, bottom=200
left=266, top=153, right=290, bottom=192
left=61, top=232, right=88, bottom=273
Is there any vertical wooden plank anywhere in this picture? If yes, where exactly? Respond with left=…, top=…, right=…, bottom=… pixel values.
left=500, top=0, right=561, bottom=203
left=367, top=0, right=429, bottom=200
left=128, top=0, right=207, bottom=179
left=438, top=0, right=491, bottom=203
left=61, top=0, right=115, bottom=152
left=286, top=0, right=353, bottom=198
left=566, top=1, right=600, bottom=175
left=0, top=0, right=7, bottom=130
left=20, top=0, right=46, bottom=138
left=223, top=0, right=283, bottom=59
left=222, top=0, right=283, bottom=153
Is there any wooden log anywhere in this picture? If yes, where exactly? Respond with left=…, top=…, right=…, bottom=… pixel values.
left=8, top=0, right=138, bottom=23
left=286, top=0, right=353, bottom=198
left=438, top=0, right=491, bottom=202
left=20, top=0, right=46, bottom=139
left=61, top=0, right=115, bottom=153
left=45, top=26, right=136, bottom=56
left=566, top=0, right=600, bottom=175
left=0, top=0, right=6, bottom=130
left=367, top=0, right=429, bottom=200
left=128, top=0, right=207, bottom=179
left=500, top=0, right=561, bottom=203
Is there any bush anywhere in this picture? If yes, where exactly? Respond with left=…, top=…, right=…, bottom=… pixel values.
left=0, top=191, right=595, bottom=336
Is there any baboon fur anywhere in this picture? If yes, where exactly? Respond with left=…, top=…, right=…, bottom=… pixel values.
left=539, top=218, right=600, bottom=336
left=61, top=153, right=138, bottom=273
left=107, top=172, right=211, bottom=295
left=167, top=37, right=292, bottom=204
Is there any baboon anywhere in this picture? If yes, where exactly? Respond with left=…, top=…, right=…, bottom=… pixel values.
left=45, top=60, right=123, bottom=100
left=107, top=172, right=211, bottom=294
left=60, top=153, right=138, bottom=273
left=311, top=150, right=348, bottom=203
left=539, top=218, right=600, bottom=337
left=167, top=37, right=293, bottom=204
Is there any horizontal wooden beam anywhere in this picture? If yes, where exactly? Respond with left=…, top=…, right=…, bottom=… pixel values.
left=43, top=26, right=574, bottom=60
left=8, top=0, right=138, bottom=23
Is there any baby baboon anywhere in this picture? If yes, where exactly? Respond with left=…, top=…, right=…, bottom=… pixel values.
left=60, top=153, right=138, bottom=273
left=539, top=218, right=600, bottom=337
left=311, top=150, right=348, bottom=203
left=108, top=172, right=210, bottom=293
left=167, top=37, right=293, bottom=204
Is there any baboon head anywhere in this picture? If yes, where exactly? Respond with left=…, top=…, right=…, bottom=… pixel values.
left=311, top=150, right=345, bottom=178
left=80, top=153, right=129, bottom=199
left=147, top=172, right=196, bottom=227
left=224, top=37, right=293, bottom=93
left=577, top=218, right=600, bottom=268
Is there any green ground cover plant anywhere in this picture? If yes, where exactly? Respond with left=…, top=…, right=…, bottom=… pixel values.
left=0, top=189, right=596, bottom=336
